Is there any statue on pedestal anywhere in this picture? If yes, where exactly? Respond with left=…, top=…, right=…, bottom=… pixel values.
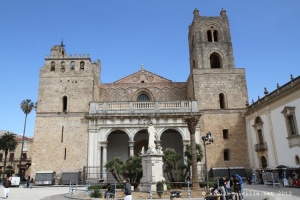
left=147, top=122, right=157, bottom=154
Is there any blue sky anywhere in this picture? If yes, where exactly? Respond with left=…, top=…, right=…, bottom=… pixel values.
left=0, top=0, right=299, bottom=137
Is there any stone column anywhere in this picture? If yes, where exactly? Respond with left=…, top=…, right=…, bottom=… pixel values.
left=101, top=141, right=108, bottom=180
left=129, top=141, right=134, bottom=157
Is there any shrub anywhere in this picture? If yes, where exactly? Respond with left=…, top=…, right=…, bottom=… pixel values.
left=90, top=189, right=102, bottom=198
left=156, top=181, right=164, bottom=198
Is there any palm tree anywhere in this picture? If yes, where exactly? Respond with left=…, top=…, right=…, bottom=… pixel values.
left=185, top=115, right=200, bottom=190
left=18, top=99, right=35, bottom=178
left=0, top=132, right=18, bottom=181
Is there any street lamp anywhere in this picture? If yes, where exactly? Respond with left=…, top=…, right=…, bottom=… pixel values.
left=202, top=131, right=214, bottom=193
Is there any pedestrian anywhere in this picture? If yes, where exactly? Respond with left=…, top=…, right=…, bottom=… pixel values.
left=30, top=177, right=34, bottom=189
left=3, top=175, right=11, bottom=199
left=104, top=183, right=115, bottom=198
left=123, top=178, right=132, bottom=200
left=26, top=175, right=31, bottom=188
left=217, top=177, right=227, bottom=200
left=224, top=176, right=231, bottom=194
left=236, top=174, right=244, bottom=200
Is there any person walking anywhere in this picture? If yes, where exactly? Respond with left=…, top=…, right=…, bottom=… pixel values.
left=3, top=175, right=11, bottom=199
left=26, top=175, right=30, bottom=188
left=236, top=174, right=244, bottom=200
left=29, top=177, right=34, bottom=189
left=123, top=178, right=132, bottom=200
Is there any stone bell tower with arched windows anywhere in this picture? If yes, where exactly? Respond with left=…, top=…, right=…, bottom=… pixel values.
left=31, top=42, right=101, bottom=179
left=187, top=9, right=249, bottom=170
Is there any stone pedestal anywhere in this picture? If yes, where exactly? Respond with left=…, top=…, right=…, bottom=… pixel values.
left=139, top=153, right=165, bottom=192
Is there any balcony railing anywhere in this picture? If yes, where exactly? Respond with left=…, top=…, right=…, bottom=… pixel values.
left=0, top=158, right=31, bottom=163
left=254, top=142, right=268, bottom=151
left=89, top=101, right=198, bottom=114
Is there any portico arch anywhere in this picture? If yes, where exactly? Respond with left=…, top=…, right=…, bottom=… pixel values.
left=161, top=129, right=184, bottom=163
left=133, top=129, right=148, bottom=155
left=107, top=130, right=130, bottom=161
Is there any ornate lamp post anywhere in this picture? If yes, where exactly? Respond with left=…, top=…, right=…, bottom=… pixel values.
left=201, top=131, right=214, bottom=193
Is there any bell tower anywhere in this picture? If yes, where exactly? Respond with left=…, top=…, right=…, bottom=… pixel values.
left=188, top=8, right=235, bottom=71
left=186, top=9, right=250, bottom=170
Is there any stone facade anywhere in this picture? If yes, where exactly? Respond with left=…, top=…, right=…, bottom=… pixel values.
left=31, top=9, right=250, bottom=183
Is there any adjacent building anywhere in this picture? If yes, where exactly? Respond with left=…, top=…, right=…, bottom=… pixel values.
left=0, top=131, right=33, bottom=178
left=245, top=75, right=300, bottom=171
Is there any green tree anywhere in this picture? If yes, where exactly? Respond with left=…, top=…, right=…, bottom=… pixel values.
left=162, top=148, right=184, bottom=187
left=123, top=156, right=143, bottom=189
left=105, top=157, right=124, bottom=182
left=18, top=99, right=35, bottom=177
left=0, top=132, right=18, bottom=181
left=183, top=144, right=203, bottom=179
left=185, top=116, right=200, bottom=190
left=105, top=156, right=143, bottom=188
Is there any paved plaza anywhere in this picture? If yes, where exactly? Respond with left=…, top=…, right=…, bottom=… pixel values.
left=1, top=184, right=300, bottom=200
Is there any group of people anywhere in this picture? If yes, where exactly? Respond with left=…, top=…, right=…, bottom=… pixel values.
left=216, top=174, right=244, bottom=200
left=104, top=178, right=132, bottom=200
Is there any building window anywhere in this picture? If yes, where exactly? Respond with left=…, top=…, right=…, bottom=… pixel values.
left=80, top=61, right=85, bottom=71
left=137, top=93, right=150, bottom=102
left=207, top=30, right=212, bottom=42
left=61, top=61, right=65, bottom=72
left=219, top=93, right=226, bottom=109
left=21, top=153, right=27, bottom=161
left=207, top=27, right=219, bottom=42
left=223, top=129, right=228, bottom=139
left=9, top=153, right=14, bottom=161
left=0, top=153, right=3, bottom=162
left=63, top=96, right=68, bottom=112
left=70, top=61, right=75, bottom=70
left=193, top=59, right=196, bottom=69
left=50, top=61, right=55, bottom=71
left=224, top=149, right=230, bottom=161
left=261, top=156, right=268, bottom=169
left=210, top=52, right=221, bottom=68
left=257, top=129, right=264, bottom=144
left=281, top=106, right=300, bottom=147
left=61, top=126, right=64, bottom=143
left=213, top=30, right=218, bottom=42
left=64, top=148, right=66, bottom=160
left=296, top=155, right=300, bottom=165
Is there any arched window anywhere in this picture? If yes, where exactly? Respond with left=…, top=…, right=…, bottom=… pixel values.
left=261, top=156, right=267, bottom=169
left=137, top=93, right=150, bottom=102
left=210, top=52, right=221, bottom=68
left=213, top=30, right=218, bottom=42
left=51, top=61, right=55, bottom=71
left=63, top=96, right=68, bottom=112
left=80, top=61, right=85, bottom=71
left=224, top=149, right=230, bottom=161
left=70, top=61, right=75, bottom=70
left=207, top=30, right=212, bottom=42
left=219, top=93, right=226, bottom=109
left=295, top=155, right=300, bottom=165
left=61, top=61, right=65, bottom=72
left=255, top=117, right=262, bottom=124
left=193, top=59, right=196, bottom=69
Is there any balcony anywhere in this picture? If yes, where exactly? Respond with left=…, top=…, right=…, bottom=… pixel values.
left=89, top=101, right=199, bottom=115
left=254, top=142, right=268, bottom=151
left=0, top=157, right=32, bottom=163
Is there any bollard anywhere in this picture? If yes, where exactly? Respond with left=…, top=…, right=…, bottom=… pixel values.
left=187, top=180, right=190, bottom=198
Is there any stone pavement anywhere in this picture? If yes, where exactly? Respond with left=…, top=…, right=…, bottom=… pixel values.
left=0, top=184, right=299, bottom=200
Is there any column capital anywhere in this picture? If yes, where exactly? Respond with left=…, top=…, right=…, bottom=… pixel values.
left=129, top=141, right=135, bottom=147
left=100, top=141, right=108, bottom=147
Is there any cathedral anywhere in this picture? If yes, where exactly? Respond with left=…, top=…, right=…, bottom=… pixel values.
left=31, top=8, right=250, bottom=183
